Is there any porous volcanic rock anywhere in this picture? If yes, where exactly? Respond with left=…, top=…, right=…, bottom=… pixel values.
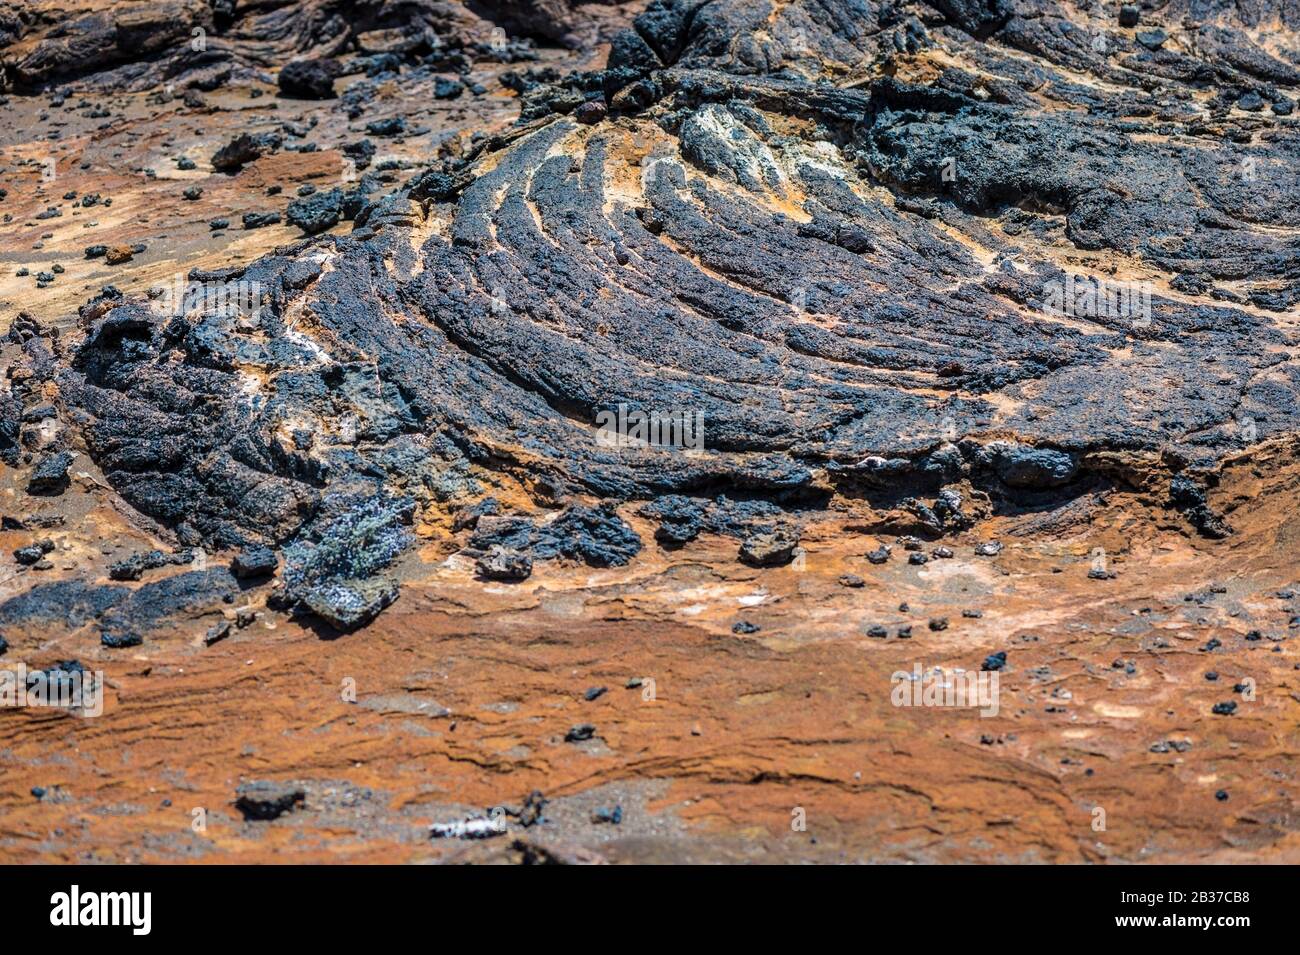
left=33, top=0, right=1300, bottom=632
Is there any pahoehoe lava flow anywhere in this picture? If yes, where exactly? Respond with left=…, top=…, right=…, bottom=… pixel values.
left=2, top=0, right=1300, bottom=865
left=35, top=0, right=1300, bottom=628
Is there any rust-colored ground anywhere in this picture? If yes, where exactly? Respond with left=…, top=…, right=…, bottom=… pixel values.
left=2, top=435, right=1299, bottom=862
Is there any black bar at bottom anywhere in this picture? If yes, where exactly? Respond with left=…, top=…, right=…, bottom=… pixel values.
left=8, top=863, right=1277, bottom=941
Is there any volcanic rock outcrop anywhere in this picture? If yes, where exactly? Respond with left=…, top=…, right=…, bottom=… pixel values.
left=5, top=0, right=1300, bottom=868
left=7, top=0, right=1300, bottom=634
left=0, top=0, right=636, bottom=91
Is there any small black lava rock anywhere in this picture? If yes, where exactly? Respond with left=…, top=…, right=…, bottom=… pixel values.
left=14, top=544, right=46, bottom=565
left=235, top=780, right=306, bottom=820
left=242, top=210, right=281, bottom=230
left=278, top=59, right=337, bottom=100
left=365, top=117, right=406, bottom=138
left=27, top=450, right=74, bottom=495
left=231, top=546, right=278, bottom=579
left=982, top=651, right=1007, bottom=672
left=433, top=77, right=464, bottom=100
left=285, top=187, right=343, bottom=235
left=1237, top=90, right=1265, bottom=112
left=575, top=100, right=608, bottom=125
left=564, top=723, right=596, bottom=743
left=101, top=631, right=142, bottom=649
left=1136, top=28, right=1166, bottom=50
